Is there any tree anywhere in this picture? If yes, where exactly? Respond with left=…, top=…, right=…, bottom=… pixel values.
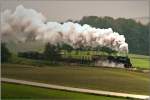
left=61, top=43, right=73, bottom=57
left=43, top=43, right=61, bottom=63
left=101, top=46, right=117, bottom=55
left=1, top=43, right=12, bottom=62
left=61, top=43, right=73, bottom=52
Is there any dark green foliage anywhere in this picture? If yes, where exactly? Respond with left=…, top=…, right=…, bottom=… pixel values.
left=100, top=46, right=117, bottom=55
left=1, top=43, right=12, bottom=62
left=43, top=43, right=61, bottom=62
left=18, top=51, right=44, bottom=60
left=61, top=43, right=73, bottom=52
left=79, top=16, right=149, bottom=55
left=61, top=43, right=73, bottom=57
left=114, top=18, right=149, bottom=55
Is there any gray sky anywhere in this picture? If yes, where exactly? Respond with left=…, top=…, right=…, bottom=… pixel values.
left=1, top=0, right=149, bottom=23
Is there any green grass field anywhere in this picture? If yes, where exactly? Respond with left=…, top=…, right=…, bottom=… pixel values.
left=2, top=63, right=150, bottom=95
left=2, top=83, right=127, bottom=100
left=128, top=54, right=149, bottom=69
left=130, top=58, right=149, bottom=69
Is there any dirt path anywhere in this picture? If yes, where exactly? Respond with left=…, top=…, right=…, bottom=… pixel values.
left=2, top=77, right=149, bottom=100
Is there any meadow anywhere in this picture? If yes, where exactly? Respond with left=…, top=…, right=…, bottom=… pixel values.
left=2, top=82, right=129, bottom=100
left=2, top=63, right=150, bottom=95
left=130, top=58, right=149, bottom=69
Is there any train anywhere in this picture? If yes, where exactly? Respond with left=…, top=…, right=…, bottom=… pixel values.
left=18, top=51, right=132, bottom=68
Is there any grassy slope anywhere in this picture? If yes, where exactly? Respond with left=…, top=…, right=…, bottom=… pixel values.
left=2, top=83, right=127, bottom=100
left=2, top=63, right=150, bottom=95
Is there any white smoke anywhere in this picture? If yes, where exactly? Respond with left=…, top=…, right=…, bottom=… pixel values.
left=1, top=5, right=128, bottom=53
left=95, top=60, right=124, bottom=68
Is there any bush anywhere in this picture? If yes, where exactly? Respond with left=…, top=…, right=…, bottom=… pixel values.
left=43, top=43, right=61, bottom=63
left=1, top=43, right=12, bottom=62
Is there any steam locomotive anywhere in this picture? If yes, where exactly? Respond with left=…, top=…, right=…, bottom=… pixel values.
left=92, top=55, right=132, bottom=68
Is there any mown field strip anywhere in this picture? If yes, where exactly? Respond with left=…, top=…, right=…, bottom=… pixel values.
left=2, top=77, right=149, bottom=100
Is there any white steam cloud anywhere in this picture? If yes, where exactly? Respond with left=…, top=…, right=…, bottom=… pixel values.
left=1, top=5, right=128, bottom=53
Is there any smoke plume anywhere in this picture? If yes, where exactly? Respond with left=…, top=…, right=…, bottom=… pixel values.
left=1, top=5, right=128, bottom=53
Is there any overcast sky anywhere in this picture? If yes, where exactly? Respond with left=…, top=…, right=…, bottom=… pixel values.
left=1, top=0, right=149, bottom=23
